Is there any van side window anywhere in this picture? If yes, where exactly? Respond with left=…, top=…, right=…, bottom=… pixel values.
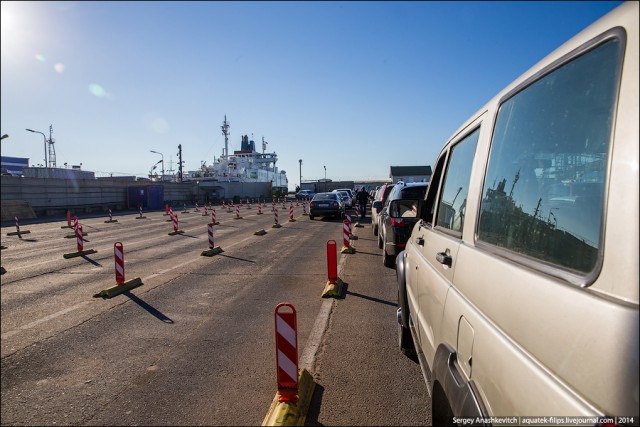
left=435, top=129, right=480, bottom=235
left=478, top=39, right=621, bottom=274
left=422, top=153, right=446, bottom=225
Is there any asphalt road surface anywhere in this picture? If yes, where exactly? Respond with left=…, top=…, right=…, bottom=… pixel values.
left=1, top=202, right=430, bottom=426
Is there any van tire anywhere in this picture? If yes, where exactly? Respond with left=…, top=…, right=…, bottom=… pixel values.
left=383, top=247, right=395, bottom=268
left=309, top=215, right=314, bottom=220
left=373, top=223, right=378, bottom=236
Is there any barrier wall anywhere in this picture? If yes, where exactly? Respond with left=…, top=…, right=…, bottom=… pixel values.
left=0, top=176, right=273, bottom=219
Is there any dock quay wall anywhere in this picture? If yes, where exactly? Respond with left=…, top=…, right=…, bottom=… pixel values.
left=1, top=176, right=273, bottom=222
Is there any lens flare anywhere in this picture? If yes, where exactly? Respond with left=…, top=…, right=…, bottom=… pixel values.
left=89, top=83, right=105, bottom=97
left=35, top=53, right=46, bottom=63
left=54, top=63, right=65, bottom=73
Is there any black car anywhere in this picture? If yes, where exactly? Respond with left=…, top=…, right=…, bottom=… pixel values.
left=378, top=182, right=428, bottom=267
left=309, top=192, right=345, bottom=220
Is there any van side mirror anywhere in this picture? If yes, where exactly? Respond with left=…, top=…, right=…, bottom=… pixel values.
left=372, top=200, right=382, bottom=213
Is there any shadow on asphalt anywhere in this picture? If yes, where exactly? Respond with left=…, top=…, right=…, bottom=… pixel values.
left=124, top=291, right=174, bottom=324
left=80, top=255, right=102, bottom=267
left=345, top=290, right=396, bottom=308
left=304, top=382, right=326, bottom=426
left=216, top=254, right=255, bottom=264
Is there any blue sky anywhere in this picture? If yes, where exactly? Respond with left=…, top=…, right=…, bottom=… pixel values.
left=1, top=1, right=622, bottom=189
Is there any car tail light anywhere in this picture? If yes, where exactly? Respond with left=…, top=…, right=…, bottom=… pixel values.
left=397, top=243, right=406, bottom=248
left=391, top=218, right=406, bottom=228
left=310, top=202, right=315, bottom=208
left=333, top=202, right=338, bottom=208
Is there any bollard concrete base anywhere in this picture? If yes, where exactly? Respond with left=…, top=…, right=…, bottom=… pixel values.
left=63, top=249, right=98, bottom=259
left=341, top=245, right=356, bottom=254
left=61, top=225, right=73, bottom=229
left=254, top=229, right=267, bottom=236
left=93, top=277, right=143, bottom=298
left=355, top=222, right=364, bottom=228
left=135, top=216, right=147, bottom=220
left=1, top=266, right=6, bottom=275
left=234, top=216, right=243, bottom=220
left=261, top=368, right=316, bottom=427
left=7, top=230, right=30, bottom=236
left=322, top=278, right=345, bottom=298
left=104, top=219, right=118, bottom=223
left=289, top=218, right=297, bottom=222
left=1, top=245, right=7, bottom=250
left=168, top=230, right=184, bottom=236
left=272, top=223, right=282, bottom=228
left=349, top=234, right=358, bottom=240
left=257, top=212, right=264, bottom=215
left=201, top=246, right=223, bottom=257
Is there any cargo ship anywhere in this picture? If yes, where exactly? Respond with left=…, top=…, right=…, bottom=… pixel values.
left=183, top=116, right=288, bottom=193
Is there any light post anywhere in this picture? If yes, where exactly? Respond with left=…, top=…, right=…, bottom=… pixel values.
left=26, top=128, right=48, bottom=168
left=150, top=150, right=164, bottom=181
left=324, top=165, right=327, bottom=192
left=299, top=159, right=302, bottom=191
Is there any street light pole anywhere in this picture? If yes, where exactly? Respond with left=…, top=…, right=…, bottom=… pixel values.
left=298, top=159, right=302, bottom=191
left=150, top=150, right=164, bottom=181
left=26, top=129, right=48, bottom=168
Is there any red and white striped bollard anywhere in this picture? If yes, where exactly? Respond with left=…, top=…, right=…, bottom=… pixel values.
left=207, top=223, right=215, bottom=249
left=114, top=242, right=125, bottom=284
left=76, top=225, right=84, bottom=252
left=172, top=212, right=179, bottom=233
left=274, top=303, right=299, bottom=403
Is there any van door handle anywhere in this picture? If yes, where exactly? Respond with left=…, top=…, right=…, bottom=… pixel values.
left=416, top=237, right=424, bottom=246
left=436, top=252, right=452, bottom=267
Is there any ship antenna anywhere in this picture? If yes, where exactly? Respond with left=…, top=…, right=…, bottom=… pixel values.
left=262, top=136, right=268, bottom=154
left=221, top=115, right=230, bottom=175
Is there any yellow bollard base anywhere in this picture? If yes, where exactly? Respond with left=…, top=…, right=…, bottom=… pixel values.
left=63, top=249, right=98, bottom=259
left=94, top=277, right=143, bottom=298
left=7, top=230, right=30, bottom=236
left=201, top=246, right=224, bottom=257
left=262, top=368, right=316, bottom=427
left=341, top=245, right=356, bottom=254
left=254, top=229, right=267, bottom=236
left=322, top=278, right=345, bottom=298
left=168, top=230, right=184, bottom=235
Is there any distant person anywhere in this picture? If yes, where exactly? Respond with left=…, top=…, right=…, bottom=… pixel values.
left=356, top=187, right=371, bottom=219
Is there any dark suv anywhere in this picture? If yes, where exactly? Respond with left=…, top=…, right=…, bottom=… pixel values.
left=378, top=182, right=428, bottom=267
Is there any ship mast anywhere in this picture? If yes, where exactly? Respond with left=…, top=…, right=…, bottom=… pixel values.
left=221, top=115, right=230, bottom=175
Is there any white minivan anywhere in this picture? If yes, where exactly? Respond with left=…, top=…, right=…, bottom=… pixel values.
left=396, top=2, right=638, bottom=423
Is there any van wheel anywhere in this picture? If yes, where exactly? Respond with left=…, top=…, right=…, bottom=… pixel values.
left=378, top=234, right=383, bottom=249
left=397, top=302, right=415, bottom=357
left=309, top=215, right=314, bottom=220
left=383, top=248, right=395, bottom=268
left=373, top=224, right=378, bottom=236
left=399, top=321, right=415, bottom=356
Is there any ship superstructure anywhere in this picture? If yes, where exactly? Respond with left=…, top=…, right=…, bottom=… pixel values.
left=191, top=116, right=288, bottom=190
